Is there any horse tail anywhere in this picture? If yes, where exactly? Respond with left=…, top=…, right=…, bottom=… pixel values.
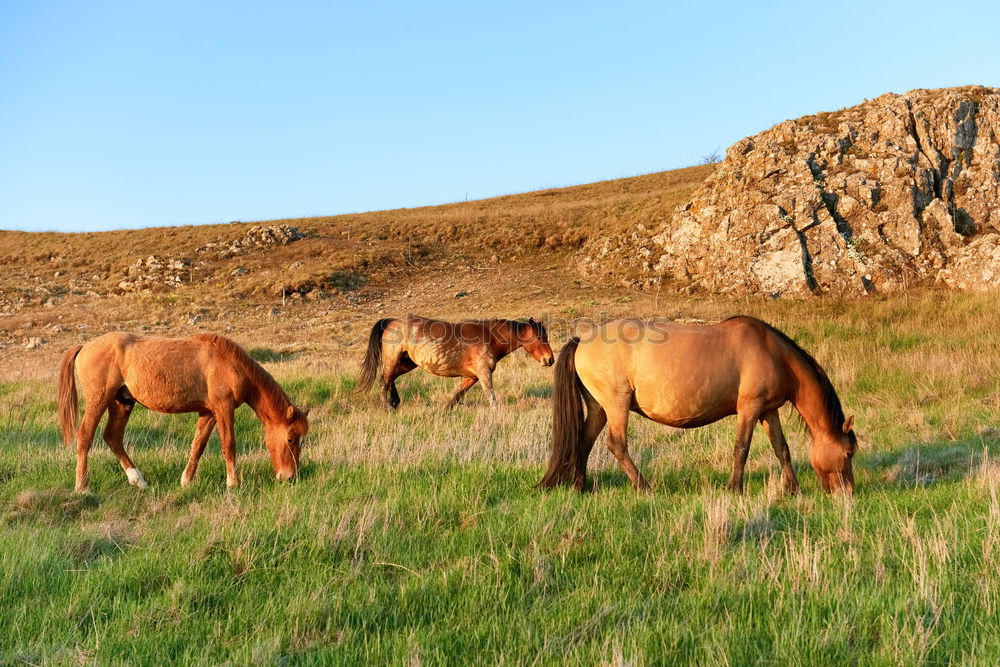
left=356, top=318, right=394, bottom=392
left=58, top=344, right=83, bottom=446
left=539, top=337, right=584, bottom=488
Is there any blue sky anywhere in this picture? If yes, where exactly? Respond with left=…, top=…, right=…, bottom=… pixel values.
left=2, top=1, right=998, bottom=232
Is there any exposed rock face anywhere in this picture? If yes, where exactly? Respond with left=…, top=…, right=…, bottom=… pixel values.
left=600, top=86, right=1000, bottom=295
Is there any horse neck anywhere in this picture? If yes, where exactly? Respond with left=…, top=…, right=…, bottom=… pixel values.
left=491, top=321, right=521, bottom=357
left=786, top=354, right=838, bottom=440
left=242, top=360, right=290, bottom=426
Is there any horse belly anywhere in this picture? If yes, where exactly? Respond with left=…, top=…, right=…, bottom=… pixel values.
left=122, top=359, right=209, bottom=414
left=635, top=392, right=737, bottom=428
left=409, top=342, right=467, bottom=377
left=632, top=362, right=740, bottom=428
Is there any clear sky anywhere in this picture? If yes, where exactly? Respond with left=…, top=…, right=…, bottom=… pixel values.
left=2, top=1, right=998, bottom=232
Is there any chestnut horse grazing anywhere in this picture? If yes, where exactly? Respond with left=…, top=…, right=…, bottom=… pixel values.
left=58, top=332, right=309, bottom=493
left=357, top=314, right=554, bottom=409
left=539, top=317, right=857, bottom=495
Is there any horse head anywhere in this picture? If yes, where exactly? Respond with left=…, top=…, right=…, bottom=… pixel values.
left=265, top=405, right=310, bottom=481
left=520, top=318, right=554, bottom=367
left=809, top=414, right=856, bottom=494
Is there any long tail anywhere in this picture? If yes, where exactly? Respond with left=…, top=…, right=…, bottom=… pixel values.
left=57, top=344, right=83, bottom=446
left=356, top=318, right=394, bottom=392
left=539, top=337, right=584, bottom=488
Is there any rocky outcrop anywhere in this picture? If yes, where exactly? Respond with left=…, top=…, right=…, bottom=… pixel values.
left=197, top=225, right=305, bottom=258
left=117, top=255, right=191, bottom=292
left=592, top=86, right=1000, bottom=295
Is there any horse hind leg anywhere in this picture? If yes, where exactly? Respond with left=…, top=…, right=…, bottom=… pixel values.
left=103, top=398, right=146, bottom=489
left=385, top=354, right=416, bottom=411
left=760, top=409, right=800, bottom=494
left=604, top=403, right=650, bottom=491
left=74, top=393, right=113, bottom=493
left=575, top=395, right=607, bottom=491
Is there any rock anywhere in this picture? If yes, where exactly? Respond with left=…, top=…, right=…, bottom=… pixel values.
left=24, top=337, right=44, bottom=350
left=582, top=86, right=1000, bottom=295
left=196, top=225, right=305, bottom=258
left=117, top=255, right=191, bottom=293
left=186, top=312, right=203, bottom=325
left=455, top=291, right=470, bottom=298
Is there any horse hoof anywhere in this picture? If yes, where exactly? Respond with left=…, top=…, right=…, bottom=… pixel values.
left=126, top=468, right=148, bottom=490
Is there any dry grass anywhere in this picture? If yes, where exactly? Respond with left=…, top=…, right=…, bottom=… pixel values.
left=0, top=165, right=712, bottom=305
left=4, top=163, right=1000, bottom=663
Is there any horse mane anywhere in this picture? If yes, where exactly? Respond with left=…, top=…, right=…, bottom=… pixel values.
left=528, top=319, right=549, bottom=342
left=510, top=318, right=548, bottom=342
left=725, top=316, right=847, bottom=432
left=193, top=334, right=292, bottom=411
left=457, top=318, right=547, bottom=343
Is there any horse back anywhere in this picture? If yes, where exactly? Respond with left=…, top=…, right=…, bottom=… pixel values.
left=78, top=332, right=229, bottom=413
left=575, top=319, right=793, bottom=427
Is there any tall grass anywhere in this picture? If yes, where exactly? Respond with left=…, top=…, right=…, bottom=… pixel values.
left=3, top=293, right=1000, bottom=663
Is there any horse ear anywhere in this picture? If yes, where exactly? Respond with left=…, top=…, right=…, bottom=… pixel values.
left=286, top=405, right=296, bottom=422
left=842, top=415, right=854, bottom=433
left=303, top=406, right=311, bottom=418
left=528, top=316, right=536, bottom=324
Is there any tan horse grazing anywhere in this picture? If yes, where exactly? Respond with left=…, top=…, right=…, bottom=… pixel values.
left=539, top=316, right=857, bottom=495
left=57, top=332, right=310, bottom=493
left=357, top=314, right=554, bottom=409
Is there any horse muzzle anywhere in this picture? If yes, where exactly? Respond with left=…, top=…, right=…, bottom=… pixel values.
left=540, top=357, right=555, bottom=367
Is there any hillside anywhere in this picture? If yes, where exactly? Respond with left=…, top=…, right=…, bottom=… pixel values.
left=0, top=165, right=712, bottom=377
left=6, top=85, right=1000, bottom=371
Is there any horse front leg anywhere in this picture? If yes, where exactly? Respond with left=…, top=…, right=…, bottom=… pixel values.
left=181, top=413, right=216, bottom=487
left=103, top=400, right=146, bottom=489
left=446, top=377, right=478, bottom=409
left=215, top=407, right=240, bottom=488
left=727, top=408, right=759, bottom=493
left=476, top=368, right=498, bottom=408
left=760, top=409, right=800, bottom=494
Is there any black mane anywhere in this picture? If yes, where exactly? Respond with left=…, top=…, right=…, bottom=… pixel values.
left=725, top=316, right=847, bottom=432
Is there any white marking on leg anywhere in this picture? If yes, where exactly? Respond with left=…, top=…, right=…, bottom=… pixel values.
left=126, top=467, right=148, bottom=489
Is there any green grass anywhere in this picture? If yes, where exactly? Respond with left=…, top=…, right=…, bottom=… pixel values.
left=4, top=294, right=1000, bottom=664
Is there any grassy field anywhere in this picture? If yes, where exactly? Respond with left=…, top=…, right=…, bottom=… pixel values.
left=3, top=292, right=1000, bottom=664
